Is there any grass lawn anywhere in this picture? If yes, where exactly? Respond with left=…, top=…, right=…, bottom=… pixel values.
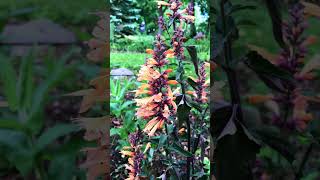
left=111, top=51, right=210, bottom=78
left=111, top=52, right=146, bottom=71
left=111, top=51, right=210, bottom=74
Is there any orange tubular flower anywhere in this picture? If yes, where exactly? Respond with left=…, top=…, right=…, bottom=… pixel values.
left=137, top=66, right=161, bottom=81
left=135, top=34, right=177, bottom=137
left=122, top=131, right=145, bottom=180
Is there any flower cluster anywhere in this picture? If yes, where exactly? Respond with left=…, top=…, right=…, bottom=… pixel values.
left=187, top=62, right=210, bottom=103
left=158, top=16, right=166, bottom=31
left=172, top=26, right=186, bottom=60
left=156, top=1, right=196, bottom=61
left=135, top=34, right=178, bottom=137
left=121, top=130, right=146, bottom=180
left=278, top=2, right=308, bottom=73
left=158, top=0, right=195, bottom=23
left=274, top=2, right=313, bottom=131
left=248, top=2, right=318, bottom=131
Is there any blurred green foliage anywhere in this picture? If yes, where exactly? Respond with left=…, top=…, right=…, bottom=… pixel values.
left=0, top=49, right=87, bottom=179
left=0, top=0, right=104, bottom=25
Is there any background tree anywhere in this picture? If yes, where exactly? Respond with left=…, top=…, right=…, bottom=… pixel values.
left=110, top=0, right=141, bottom=36
left=135, top=0, right=158, bottom=34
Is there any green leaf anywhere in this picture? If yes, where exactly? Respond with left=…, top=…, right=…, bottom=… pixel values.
left=27, top=57, right=73, bottom=134
left=245, top=51, right=295, bottom=93
left=110, top=128, right=120, bottom=136
left=169, top=167, right=181, bottom=180
left=35, top=124, right=79, bottom=152
left=245, top=51, right=293, bottom=80
left=168, top=142, right=192, bottom=157
left=211, top=102, right=233, bottom=138
left=188, top=99, right=202, bottom=112
left=187, top=77, right=198, bottom=91
left=0, top=55, right=18, bottom=110
left=216, top=105, right=238, bottom=141
left=0, top=129, right=34, bottom=176
left=177, top=99, right=191, bottom=128
left=148, top=148, right=154, bottom=162
left=48, top=154, right=76, bottom=180
left=250, top=125, right=297, bottom=163
left=17, top=52, right=34, bottom=110
left=186, top=46, right=199, bottom=76
left=228, top=4, right=256, bottom=15
left=0, top=119, right=24, bottom=131
left=264, top=0, right=286, bottom=48
left=214, top=126, right=259, bottom=180
left=158, top=134, right=167, bottom=148
left=236, top=19, right=257, bottom=26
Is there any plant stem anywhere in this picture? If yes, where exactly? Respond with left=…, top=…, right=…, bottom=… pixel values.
left=187, top=118, right=191, bottom=179
left=220, top=0, right=243, bottom=122
left=295, top=143, right=314, bottom=180
left=177, top=55, right=191, bottom=179
left=283, top=89, right=291, bottom=125
left=36, top=161, right=47, bottom=180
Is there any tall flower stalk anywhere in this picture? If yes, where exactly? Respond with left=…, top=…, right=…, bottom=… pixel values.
left=121, top=130, right=147, bottom=180
left=274, top=2, right=311, bottom=131
left=248, top=2, right=319, bottom=132
left=246, top=2, right=320, bottom=179
left=135, top=34, right=177, bottom=137
left=121, top=0, right=210, bottom=179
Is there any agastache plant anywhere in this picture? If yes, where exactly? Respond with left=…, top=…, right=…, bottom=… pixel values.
left=275, top=2, right=314, bottom=131
left=249, top=2, right=318, bottom=132
left=135, top=34, right=177, bottom=137
left=121, top=0, right=210, bottom=179
left=121, top=130, right=149, bottom=180
left=212, top=0, right=320, bottom=179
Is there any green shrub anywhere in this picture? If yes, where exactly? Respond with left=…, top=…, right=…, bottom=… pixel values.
left=111, top=35, right=210, bottom=54
left=111, top=35, right=154, bottom=52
